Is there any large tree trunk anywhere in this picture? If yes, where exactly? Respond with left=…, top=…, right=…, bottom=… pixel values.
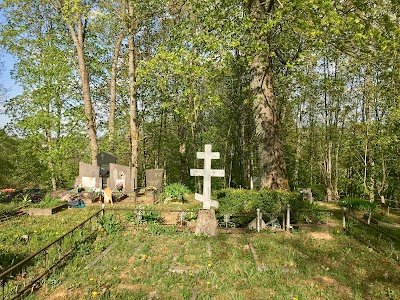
left=250, top=56, right=289, bottom=190
left=66, top=20, right=98, bottom=166
left=109, top=33, right=124, bottom=153
left=128, top=1, right=139, bottom=193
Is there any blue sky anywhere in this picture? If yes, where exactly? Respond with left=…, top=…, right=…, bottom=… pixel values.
left=0, top=3, right=23, bottom=128
left=0, top=50, right=22, bottom=128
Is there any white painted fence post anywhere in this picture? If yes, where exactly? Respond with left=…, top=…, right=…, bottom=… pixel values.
left=286, top=204, right=291, bottom=232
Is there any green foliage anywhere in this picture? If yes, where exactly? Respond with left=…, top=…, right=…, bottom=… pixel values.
left=339, top=197, right=378, bottom=212
left=216, top=188, right=301, bottom=215
left=162, top=183, right=191, bottom=201
left=32, top=194, right=64, bottom=208
left=126, top=209, right=163, bottom=225
left=0, top=203, right=22, bottom=216
left=146, top=222, right=178, bottom=235
left=98, top=214, right=122, bottom=236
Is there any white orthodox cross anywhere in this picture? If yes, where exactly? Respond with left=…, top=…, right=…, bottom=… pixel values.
left=190, top=144, right=225, bottom=209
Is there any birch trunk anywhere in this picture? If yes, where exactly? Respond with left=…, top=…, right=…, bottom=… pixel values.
left=109, top=33, right=124, bottom=153
left=128, top=1, right=138, bottom=192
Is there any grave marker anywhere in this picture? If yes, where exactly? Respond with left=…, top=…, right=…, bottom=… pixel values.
left=190, top=144, right=225, bottom=236
left=190, top=144, right=225, bottom=209
left=75, top=162, right=102, bottom=190
left=145, top=169, right=164, bottom=191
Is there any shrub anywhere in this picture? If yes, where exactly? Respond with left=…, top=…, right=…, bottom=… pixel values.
left=214, top=188, right=330, bottom=226
left=162, top=183, right=191, bottom=202
left=338, top=197, right=377, bottom=212
left=216, top=188, right=301, bottom=215
left=32, top=194, right=65, bottom=208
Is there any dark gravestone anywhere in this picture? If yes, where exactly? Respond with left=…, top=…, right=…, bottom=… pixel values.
left=97, top=151, right=117, bottom=178
left=145, top=169, right=164, bottom=191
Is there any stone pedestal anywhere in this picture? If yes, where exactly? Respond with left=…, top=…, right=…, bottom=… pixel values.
left=195, top=209, right=218, bottom=237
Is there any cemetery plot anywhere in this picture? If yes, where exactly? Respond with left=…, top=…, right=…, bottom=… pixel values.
left=22, top=229, right=400, bottom=300
left=0, top=207, right=100, bottom=271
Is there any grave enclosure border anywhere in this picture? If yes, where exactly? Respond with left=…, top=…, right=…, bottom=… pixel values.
left=0, top=209, right=104, bottom=300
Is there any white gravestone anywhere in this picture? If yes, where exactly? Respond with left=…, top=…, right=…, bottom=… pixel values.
left=81, top=177, right=96, bottom=189
left=190, top=144, right=225, bottom=209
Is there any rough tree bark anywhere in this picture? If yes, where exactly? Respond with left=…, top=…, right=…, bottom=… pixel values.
left=65, top=19, right=98, bottom=166
left=109, top=33, right=124, bottom=153
left=250, top=56, right=289, bottom=190
left=128, top=0, right=139, bottom=192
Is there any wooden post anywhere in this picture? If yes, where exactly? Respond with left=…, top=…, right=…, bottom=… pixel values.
left=342, top=207, right=346, bottom=230
left=286, top=204, right=290, bottom=232
left=282, top=213, right=285, bottom=231
left=256, top=208, right=260, bottom=233
left=387, top=206, right=390, bottom=216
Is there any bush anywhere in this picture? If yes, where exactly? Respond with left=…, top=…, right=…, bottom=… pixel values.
left=32, top=194, right=65, bottom=208
left=162, top=183, right=191, bottom=202
left=338, top=197, right=377, bottom=212
left=216, top=188, right=301, bottom=215
left=214, top=188, right=330, bottom=226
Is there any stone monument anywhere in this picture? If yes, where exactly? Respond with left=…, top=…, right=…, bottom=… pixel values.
left=107, top=163, right=133, bottom=193
left=145, top=169, right=164, bottom=191
left=190, top=144, right=225, bottom=236
left=75, top=162, right=102, bottom=190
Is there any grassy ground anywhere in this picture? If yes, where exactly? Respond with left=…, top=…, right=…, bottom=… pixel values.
left=1, top=199, right=400, bottom=300
left=22, top=225, right=400, bottom=300
left=0, top=207, right=100, bottom=270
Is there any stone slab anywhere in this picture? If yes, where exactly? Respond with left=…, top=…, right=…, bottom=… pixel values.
left=28, top=203, right=68, bottom=216
left=76, top=162, right=102, bottom=190
left=145, top=169, right=164, bottom=191
left=107, top=163, right=133, bottom=193
left=195, top=209, right=218, bottom=237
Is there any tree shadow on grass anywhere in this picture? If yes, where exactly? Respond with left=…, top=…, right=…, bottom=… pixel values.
left=281, top=233, right=400, bottom=298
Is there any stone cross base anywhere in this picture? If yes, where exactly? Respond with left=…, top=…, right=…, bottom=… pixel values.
left=195, top=209, right=218, bottom=237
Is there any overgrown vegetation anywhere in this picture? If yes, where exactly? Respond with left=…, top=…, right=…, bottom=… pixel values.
left=126, top=208, right=163, bottom=225
left=339, top=197, right=378, bottom=213
left=31, top=194, right=65, bottom=208
left=97, top=214, right=122, bottom=236
left=161, top=183, right=191, bottom=202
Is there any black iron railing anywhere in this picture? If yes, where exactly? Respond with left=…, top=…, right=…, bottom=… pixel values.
left=0, top=209, right=104, bottom=300
left=345, top=212, right=400, bottom=264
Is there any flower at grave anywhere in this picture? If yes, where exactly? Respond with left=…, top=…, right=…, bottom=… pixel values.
left=115, top=182, right=123, bottom=191
left=207, top=281, right=211, bottom=285
left=89, top=277, right=94, bottom=281
left=92, top=291, right=98, bottom=296
left=207, top=263, right=212, bottom=267
left=34, top=230, right=37, bottom=233
left=113, top=266, right=117, bottom=270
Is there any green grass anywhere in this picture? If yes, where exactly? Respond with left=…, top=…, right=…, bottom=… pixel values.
left=1, top=203, right=400, bottom=300
left=0, top=207, right=100, bottom=271
left=0, top=202, right=25, bottom=216
left=21, top=227, right=400, bottom=300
